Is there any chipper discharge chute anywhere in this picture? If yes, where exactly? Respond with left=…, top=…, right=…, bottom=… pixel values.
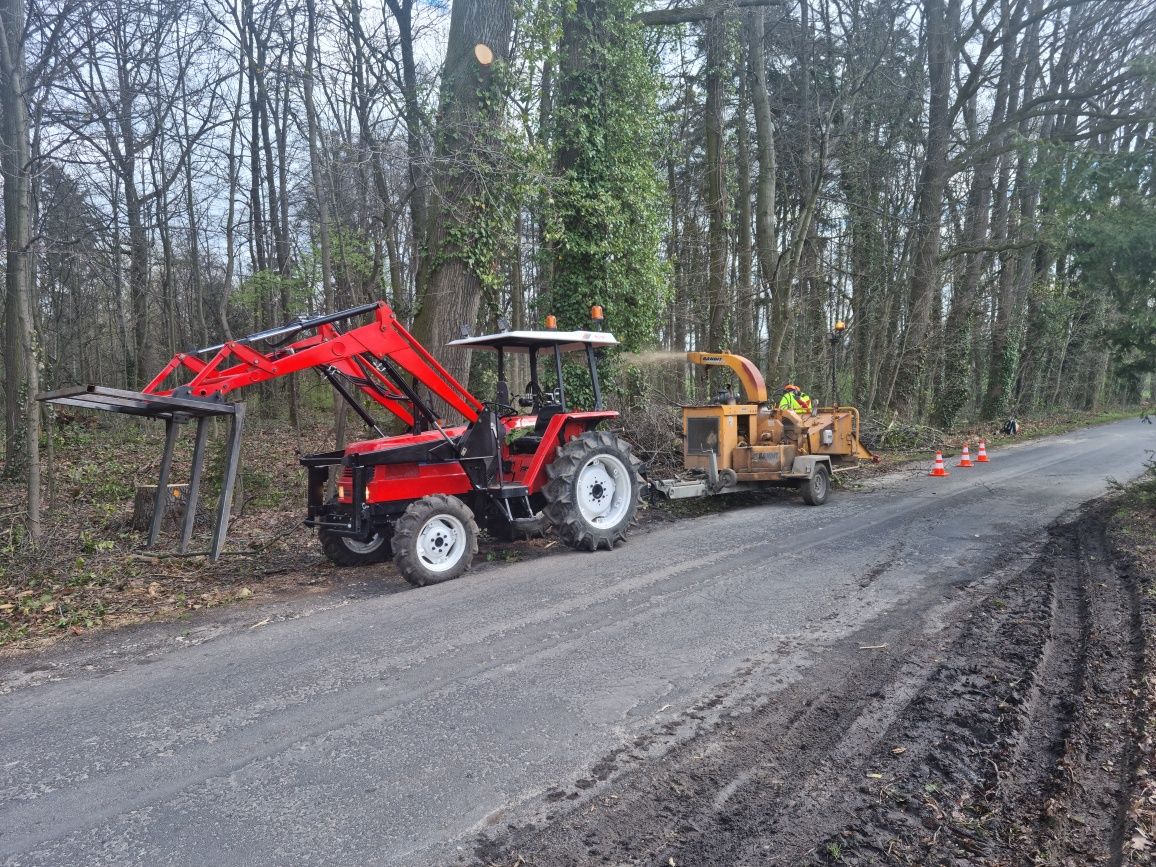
left=41, top=303, right=646, bottom=587
left=649, top=351, right=877, bottom=506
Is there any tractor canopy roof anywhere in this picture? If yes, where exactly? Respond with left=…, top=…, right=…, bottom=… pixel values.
left=447, top=329, right=618, bottom=354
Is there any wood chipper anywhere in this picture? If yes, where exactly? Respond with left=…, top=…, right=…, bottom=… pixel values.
left=649, top=351, right=877, bottom=506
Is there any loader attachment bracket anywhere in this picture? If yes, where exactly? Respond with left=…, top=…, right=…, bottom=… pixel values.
left=39, top=385, right=244, bottom=560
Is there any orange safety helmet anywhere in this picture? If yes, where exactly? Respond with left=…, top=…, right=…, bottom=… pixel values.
left=783, top=384, right=800, bottom=393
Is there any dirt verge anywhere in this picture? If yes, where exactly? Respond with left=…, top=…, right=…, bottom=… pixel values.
left=475, top=500, right=1154, bottom=866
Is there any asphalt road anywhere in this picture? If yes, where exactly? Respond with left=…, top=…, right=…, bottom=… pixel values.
left=2, top=420, right=1153, bottom=866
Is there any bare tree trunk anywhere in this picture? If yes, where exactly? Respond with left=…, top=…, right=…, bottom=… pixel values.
left=125, top=183, right=150, bottom=382
left=384, top=0, right=427, bottom=240
left=704, top=12, right=729, bottom=357
left=220, top=70, right=245, bottom=342
left=893, top=0, right=958, bottom=419
left=0, top=0, right=40, bottom=538
left=242, top=0, right=267, bottom=273
left=735, top=70, right=754, bottom=358
left=346, top=0, right=403, bottom=307
left=747, top=7, right=778, bottom=381
left=304, top=0, right=347, bottom=473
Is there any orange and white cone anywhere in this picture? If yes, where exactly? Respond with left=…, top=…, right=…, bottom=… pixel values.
left=929, top=451, right=950, bottom=477
left=976, top=440, right=989, bottom=462
left=956, top=443, right=975, bottom=468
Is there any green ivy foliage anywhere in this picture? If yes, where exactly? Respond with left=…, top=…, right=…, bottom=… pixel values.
left=441, top=127, right=542, bottom=298
left=428, top=55, right=544, bottom=302
left=543, top=0, right=669, bottom=349
left=1042, top=142, right=1156, bottom=384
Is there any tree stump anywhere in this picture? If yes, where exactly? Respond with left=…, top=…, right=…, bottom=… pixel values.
left=132, top=484, right=189, bottom=532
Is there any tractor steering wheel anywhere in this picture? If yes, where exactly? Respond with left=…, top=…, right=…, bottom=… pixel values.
left=523, top=380, right=546, bottom=413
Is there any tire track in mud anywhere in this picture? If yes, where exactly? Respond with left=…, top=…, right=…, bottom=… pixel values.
left=474, top=504, right=1147, bottom=866
left=809, top=507, right=1145, bottom=867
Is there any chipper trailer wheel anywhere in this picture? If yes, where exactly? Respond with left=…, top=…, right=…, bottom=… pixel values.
left=543, top=431, right=641, bottom=552
left=392, top=494, right=479, bottom=587
left=800, top=464, right=831, bottom=506
left=319, top=526, right=392, bottom=567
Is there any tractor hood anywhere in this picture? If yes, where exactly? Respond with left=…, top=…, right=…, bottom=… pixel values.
left=343, top=426, right=468, bottom=461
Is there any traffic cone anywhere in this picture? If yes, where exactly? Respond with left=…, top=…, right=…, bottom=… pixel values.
left=956, top=443, right=975, bottom=468
left=976, top=440, right=989, bottom=462
left=929, top=451, right=950, bottom=477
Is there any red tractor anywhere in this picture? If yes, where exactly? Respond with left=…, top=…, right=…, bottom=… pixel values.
left=302, top=310, right=644, bottom=585
left=43, top=302, right=643, bottom=587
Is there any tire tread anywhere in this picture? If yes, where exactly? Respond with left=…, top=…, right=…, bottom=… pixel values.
left=542, top=430, right=641, bottom=552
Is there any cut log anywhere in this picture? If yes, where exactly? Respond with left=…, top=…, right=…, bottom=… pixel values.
left=132, top=484, right=188, bottom=532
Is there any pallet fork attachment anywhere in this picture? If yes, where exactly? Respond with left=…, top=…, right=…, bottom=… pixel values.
left=38, top=302, right=480, bottom=559
left=37, top=385, right=245, bottom=559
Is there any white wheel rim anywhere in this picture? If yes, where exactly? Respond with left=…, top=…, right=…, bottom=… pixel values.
left=814, top=472, right=827, bottom=498
left=342, top=533, right=385, bottom=555
left=415, top=514, right=467, bottom=573
left=575, top=453, right=631, bottom=527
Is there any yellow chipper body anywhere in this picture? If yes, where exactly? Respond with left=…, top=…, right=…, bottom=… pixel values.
left=650, top=351, right=877, bottom=506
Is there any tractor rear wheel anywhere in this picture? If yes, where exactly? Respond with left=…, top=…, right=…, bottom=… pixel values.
left=543, top=431, right=641, bottom=552
left=392, top=494, right=479, bottom=587
left=800, top=464, right=830, bottom=506
left=319, top=526, right=392, bottom=567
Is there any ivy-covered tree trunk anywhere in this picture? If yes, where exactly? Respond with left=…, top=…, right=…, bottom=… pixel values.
left=412, top=0, right=514, bottom=390
left=548, top=0, right=665, bottom=351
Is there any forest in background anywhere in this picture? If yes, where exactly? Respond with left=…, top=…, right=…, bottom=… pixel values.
left=1, top=0, right=1155, bottom=537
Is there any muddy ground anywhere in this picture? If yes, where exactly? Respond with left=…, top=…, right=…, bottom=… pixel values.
left=476, top=500, right=1156, bottom=866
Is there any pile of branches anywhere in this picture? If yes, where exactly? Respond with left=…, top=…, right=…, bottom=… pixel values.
left=612, top=401, right=683, bottom=475
left=859, top=413, right=947, bottom=453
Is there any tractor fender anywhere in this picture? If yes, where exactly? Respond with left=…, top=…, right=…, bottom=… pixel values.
left=782, top=455, right=832, bottom=479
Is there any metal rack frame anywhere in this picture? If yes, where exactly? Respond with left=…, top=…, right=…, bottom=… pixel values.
left=39, top=385, right=244, bottom=559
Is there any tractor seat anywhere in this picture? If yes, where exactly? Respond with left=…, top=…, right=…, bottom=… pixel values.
left=508, top=404, right=562, bottom=454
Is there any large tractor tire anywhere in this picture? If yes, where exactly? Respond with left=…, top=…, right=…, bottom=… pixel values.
left=319, top=526, right=392, bottom=567
left=800, top=464, right=830, bottom=506
left=392, top=494, right=479, bottom=587
left=543, top=431, right=642, bottom=552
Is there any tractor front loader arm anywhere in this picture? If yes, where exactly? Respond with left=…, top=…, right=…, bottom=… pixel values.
left=143, top=302, right=483, bottom=429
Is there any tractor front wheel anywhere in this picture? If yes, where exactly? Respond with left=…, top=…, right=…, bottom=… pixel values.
left=319, top=526, right=392, bottom=567
left=543, top=431, right=641, bottom=552
left=392, top=494, right=479, bottom=587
